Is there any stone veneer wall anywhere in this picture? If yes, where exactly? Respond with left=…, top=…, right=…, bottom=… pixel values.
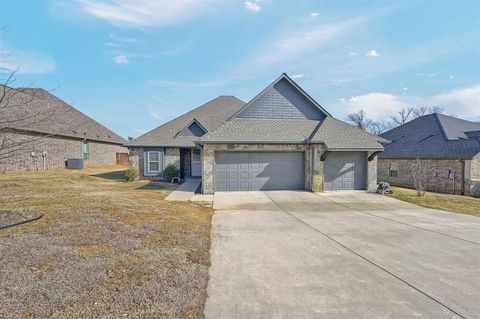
left=378, top=158, right=466, bottom=195
left=367, top=153, right=378, bottom=192
left=0, top=131, right=125, bottom=172
left=129, top=147, right=180, bottom=180
left=465, top=154, right=480, bottom=197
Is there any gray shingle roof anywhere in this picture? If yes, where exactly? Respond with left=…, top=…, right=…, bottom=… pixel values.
left=197, top=116, right=385, bottom=150
left=311, top=117, right=385, bottom=150
left=379, top=113, right=480, bottom=159
left=126, top=96, right=245, bottom=147
left=197, top=118, right=320, bottom=143
left=1, top=86, right=126, bottom=144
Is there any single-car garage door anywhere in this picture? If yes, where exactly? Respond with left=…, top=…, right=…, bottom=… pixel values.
left=215, top=152, right=304, bottom=191
left=324, top=152, right=367, bottom=190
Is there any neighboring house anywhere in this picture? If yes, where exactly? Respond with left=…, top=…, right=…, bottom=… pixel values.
left=0, top=86, right=126, bottom=172
left=378, top=114, right=480, bottom=197
left=127, top=73, right=385, bottom=194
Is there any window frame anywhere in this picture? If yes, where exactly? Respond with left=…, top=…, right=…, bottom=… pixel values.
left=389, top=162, right=398, bottom=178
left=82, top=142, right=89, bottom=160
left=144, top=149, right=164, bottom=176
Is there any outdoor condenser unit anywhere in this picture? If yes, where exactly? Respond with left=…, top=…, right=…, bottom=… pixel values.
left=67, top=158, right=84, bottom=169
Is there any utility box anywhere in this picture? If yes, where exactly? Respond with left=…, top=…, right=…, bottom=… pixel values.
left=67, top=158, right=84, bottom=169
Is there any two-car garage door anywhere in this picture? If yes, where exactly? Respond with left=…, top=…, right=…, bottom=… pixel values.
left=215, top=152, right=304, bottom=191
left=213, top=151, right=367, bottom=192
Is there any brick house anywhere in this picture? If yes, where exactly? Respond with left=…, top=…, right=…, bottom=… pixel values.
left=126, top=73, right=386, bottom=194
left=378, top=113, right=480, bottom=196
left=0, top=86, right=126, bottom=172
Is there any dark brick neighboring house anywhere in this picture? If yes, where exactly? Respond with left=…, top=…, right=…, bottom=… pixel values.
left=378, top=114, right=480, bottom=196
left=0, top=86, right=126, bottom=172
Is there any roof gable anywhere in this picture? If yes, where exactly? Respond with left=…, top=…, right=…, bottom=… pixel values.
left=231, top=73, right=331, bottom=120
left=126, top=96, right=245, bottom=147
left=176, top=119, right=207, bottom=137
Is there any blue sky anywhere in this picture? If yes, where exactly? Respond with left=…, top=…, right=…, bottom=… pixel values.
left=1, top=0, right=479, bottom=138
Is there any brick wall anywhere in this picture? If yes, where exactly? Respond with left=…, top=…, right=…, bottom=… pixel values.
left=378, top=158, right=465, bottom=195
left=0, top=131, right=125, bottom=172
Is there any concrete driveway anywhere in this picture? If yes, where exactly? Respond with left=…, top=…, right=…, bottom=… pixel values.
left=205, top=191, right=480, bottom=319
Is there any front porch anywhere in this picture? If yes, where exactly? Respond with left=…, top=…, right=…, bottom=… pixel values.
left=179, top=147, right=202, bottom=180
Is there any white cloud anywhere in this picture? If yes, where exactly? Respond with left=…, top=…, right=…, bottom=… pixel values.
left=0, top=46, right=55, bottom=74
left=366, top=49, right=379, bottom=57
left=430, top=85, right=480, bottom=118
left=310, top=12, right=319, bottom=17
left=291, top=73, right=304, bottom=79
left=78, top=0, right=218, bottom=27
left=148, top=106, right=163, bottom=120
left=339, top=85, right=480, bottom=121
left=240, top=16, right=367, bottom=70
left=344, top=92, right=408, bottom=120
left=113, top=55, right=129, bottom=64
left=244, top=1, right=261, bottom=12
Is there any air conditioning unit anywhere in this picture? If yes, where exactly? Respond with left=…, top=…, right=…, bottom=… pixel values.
left=67, top=158, right=84, bottom=169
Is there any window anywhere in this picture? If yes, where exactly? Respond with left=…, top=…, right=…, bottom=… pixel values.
left=389, top=162, right=398, bottom=178
left=82, top=142, right=89, bottom=160
left=146, top=151, right=162, bottom=174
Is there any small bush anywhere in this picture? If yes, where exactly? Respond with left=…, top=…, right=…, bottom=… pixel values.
left=124, top=166, right=139, bottom=182
left=164, top=164, right=180, bottom=182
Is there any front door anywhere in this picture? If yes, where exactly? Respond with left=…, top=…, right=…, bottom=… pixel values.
left=191, top=149, right=202, bottom=177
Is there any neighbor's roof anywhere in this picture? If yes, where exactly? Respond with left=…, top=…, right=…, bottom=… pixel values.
left=126, top=96, right=246, bottom=147
left=197, top=118, right=320, bottom=143
left=379, top=113, right=480, bottom=159
left=0, top=86, right=126, bottom=144
left=311, top=117, right=386, bottom=150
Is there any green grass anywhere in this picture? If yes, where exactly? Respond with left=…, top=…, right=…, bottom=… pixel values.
left=392, top=186, right=480, bottom=217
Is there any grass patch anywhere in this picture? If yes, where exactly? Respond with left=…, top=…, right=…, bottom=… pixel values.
left=392, top=186, right=480, bottom=217
left=0, top=165, right=213, bottom=318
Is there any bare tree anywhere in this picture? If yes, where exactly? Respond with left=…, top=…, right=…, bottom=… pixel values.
left=391, top=107, right=415, bottom=126
left=409, top=158, right=429, bottom=196
left=346, top=110, right=372, bottom=131
left=412, top=106, right=443, bottom=118
left=368, top=120, right=392, bottom=135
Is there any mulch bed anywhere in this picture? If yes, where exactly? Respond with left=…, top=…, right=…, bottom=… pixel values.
left=0, top=210, right=43, bottom=229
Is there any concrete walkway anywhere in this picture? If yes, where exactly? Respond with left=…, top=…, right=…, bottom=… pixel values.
left=206, top=191, right=480, bottom=318
left=164, top=179, right=201, bottom=201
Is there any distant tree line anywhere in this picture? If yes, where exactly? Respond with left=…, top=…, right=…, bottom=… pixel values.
left=346, top=106, right=447, bottom=135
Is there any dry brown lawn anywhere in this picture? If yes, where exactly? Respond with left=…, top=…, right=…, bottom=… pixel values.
left=0, top=166, right=213, bottom=318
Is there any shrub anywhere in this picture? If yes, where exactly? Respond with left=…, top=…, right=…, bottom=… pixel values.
left=164, top=164, right=180, bottom=182
left=124, top=166, right=139, bottom=182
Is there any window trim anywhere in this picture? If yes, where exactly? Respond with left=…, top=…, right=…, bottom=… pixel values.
left=144, top=149, right=164, bottom=176
left=82, top=142, right=89, bottom=160
left=389, top=162, right=398, bottom=178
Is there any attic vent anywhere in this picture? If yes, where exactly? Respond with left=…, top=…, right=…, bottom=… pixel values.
left=391, top=135, right=405, bottom=143
left=107, top=135, right=111, bottom=138
left=418, top=134, right=436, bottom=143
left=72, top=130, right=77, bottom=134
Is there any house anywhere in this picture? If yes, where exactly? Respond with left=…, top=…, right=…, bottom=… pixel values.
left=126, top=73, right=386, bottom=194
left=378, top=113, right=480, bottom=196
left=0, top=86, right=127, bottom=172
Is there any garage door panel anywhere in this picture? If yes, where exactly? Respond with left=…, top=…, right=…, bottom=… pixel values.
left=215, top=152, right=304, bottom=191
left=324, top=152, right=367, bottom=190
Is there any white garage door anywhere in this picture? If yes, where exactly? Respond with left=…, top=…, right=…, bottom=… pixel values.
left=324, top=152, right=367, bottom=190
left=215, top=152, right=304, bottom=191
